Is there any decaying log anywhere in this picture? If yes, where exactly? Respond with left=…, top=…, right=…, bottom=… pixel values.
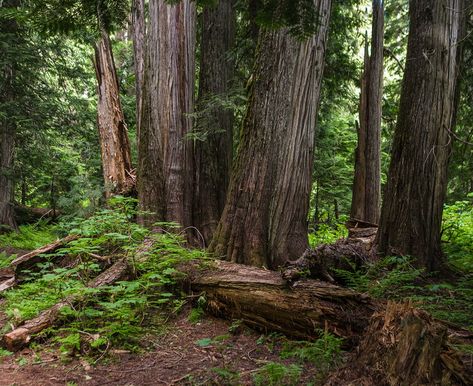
left=325, top=301, right=472, bottom=386
left=183, top=260, right=471, bottom=385
left=2, top=258, right=130, bottom=351
left=282, top=235, right=376, bottom=284
left=184, top=260, right=379, bottom=341
left=10, top=234, right=78, bottom=273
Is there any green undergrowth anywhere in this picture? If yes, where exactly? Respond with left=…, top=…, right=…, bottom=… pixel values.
left=442, top=195, right=473, bottom=272
left=309, top=219, right=348, bottom=248
left=253, top=330, right=344, bottom=385
left=334, top=255, right=473, bottom=331
left=0, top=222, right=58, bottom=250
left=0, top=196, right=207, bottom=359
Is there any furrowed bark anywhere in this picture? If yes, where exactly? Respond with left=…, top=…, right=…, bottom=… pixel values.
left=138, top=0, right=196, bottom=228
left=2, top=258, right=129, bottom=351
left=209, top=0, right=332, bottom=268
left=351, top=0, right=383, bottom=225
left=376, top=0, right=466, bottom=271
left=132, top=0, right=145, bottom=140
left=193, top=0, right=236, bottom=245
left=93, top=31, right=133, bottom=197
left=0, top=0, right=20, bottom=232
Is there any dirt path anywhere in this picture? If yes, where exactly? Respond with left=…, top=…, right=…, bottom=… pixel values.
left=0, top=311, right=323, bottom=385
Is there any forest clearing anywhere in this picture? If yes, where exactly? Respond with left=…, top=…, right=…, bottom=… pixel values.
left=1, top=0, right=473, bottom=385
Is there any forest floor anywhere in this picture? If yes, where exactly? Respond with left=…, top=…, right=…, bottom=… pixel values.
left=0, top=305, right=327, bottom=386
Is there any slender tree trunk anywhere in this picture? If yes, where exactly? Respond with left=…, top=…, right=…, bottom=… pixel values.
left=93, top=31, right=133, bottom=197
left=132, top=0, right=145, bottom=141
left=137, top=0, right=196, bottom=227
left=209, top=0, right=332, bottom=268
left=377, top=0, right=466, bottom=271
left=351, top=0, right=383, bottom=225
left=193, top=0, right=236, bottom=245
left=0, top=0, right=19, bottom=231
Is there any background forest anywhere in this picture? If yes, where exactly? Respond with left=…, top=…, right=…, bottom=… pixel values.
left=0, top=0, right=472, bottom=385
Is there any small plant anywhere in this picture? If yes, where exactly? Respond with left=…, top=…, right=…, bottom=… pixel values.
left=309, top=219, right=348, bottom=248
left=253, top=362, right=302, bottom=386
left=280, top=331, right=344, bottom=373
left=211, top=367, right=240, bottom=384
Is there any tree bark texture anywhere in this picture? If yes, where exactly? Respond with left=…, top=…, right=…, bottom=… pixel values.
left=93, top=31, right=133, bottom=197
left=209, top=0, right=332, bottom=268
left=138, top=0, right=196, bottom=227
left=132, top=0, right=146, bottom=141
left=377, top=0, right=466, bottom=271
left=193, top=0, right=236, bottom=246
left=0, top=0, right=19, bottom=232
left=351, top=0, right=383, bottom=225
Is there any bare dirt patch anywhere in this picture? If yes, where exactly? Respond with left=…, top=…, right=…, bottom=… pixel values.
left=0, top=310, right=323, bottom=385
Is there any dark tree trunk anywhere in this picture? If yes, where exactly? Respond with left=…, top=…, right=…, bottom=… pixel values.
left=0, top=0, right=19, bottom=232
left=132, top=0, right=145, bottom=141
left=137, top=0, right=196, bottom=227
left=209, top=0, right=332, bottom=268
left=377, top=0, right=466, bottom=271
left=193, top=0, right=236, bottom=245
left=351, top=0, right=383, bottom=225
left=93, top=31, right=133, bottom=197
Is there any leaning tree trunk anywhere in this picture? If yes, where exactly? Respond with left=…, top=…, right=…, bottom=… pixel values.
left=0, top=0, right=19, bottom=232
left=351, top=0, right=383, bottom=225
left=193, top=0, right=236, bottom=245
left=376, top=0, right=466, bottom=271
left=132, top=0, right=145, bottom=141
left=209, top=0, right=332, bottom=268
left=93, top=31, right=133, bottom=197
left=137, top=0, right=196, bottom=228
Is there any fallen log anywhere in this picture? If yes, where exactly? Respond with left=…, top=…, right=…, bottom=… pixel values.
left=183, top=260, right=379, bottom=341
left=2, top=258, right=129, bottom=351
left=10, top=234, right=78, bottom=272
left=183, top=260, right=471, bottom=385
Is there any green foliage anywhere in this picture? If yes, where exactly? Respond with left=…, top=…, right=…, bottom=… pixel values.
left=211, top=367, right=240, bottom=384
left=308, top=219, right=348, bottom=248
left=334, top=254, right=473, bottom=331
left=442, top=196, right=473, bottom=272
left=253, top=362, right=302, bottom=386
left=334, top=255, right=423, bottom=298
left=0, top=197, right=207, bottom=357
left=280, top=331, right=343, bottom=373
left=0, top=223, right=58, bottom=250
left=0, top=348, right=13, bottom=358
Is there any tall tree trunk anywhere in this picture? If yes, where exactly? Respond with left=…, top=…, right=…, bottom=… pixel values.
left=93, top=31, right=133, bottom=197
left=351, top=0, right=383, bottom=225
left=193, top=0, right=236, bottom=245
left=377, top=0, right=466, bottom=271
left=132, top=0, right=145, bottom=141
left=0, top=0, right=19, bottom=231
left=137, top=0, right=196, bottom=227
left=209, top=0, right=332, bottom=268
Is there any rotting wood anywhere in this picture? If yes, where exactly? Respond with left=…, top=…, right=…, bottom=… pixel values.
left=2, top=258, right=129, bottom=351
left=324, top=301, right=472, bottom=386
left=182, top=260, right=378, bottom=342
left=183, top=261, right=471, bottom=385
